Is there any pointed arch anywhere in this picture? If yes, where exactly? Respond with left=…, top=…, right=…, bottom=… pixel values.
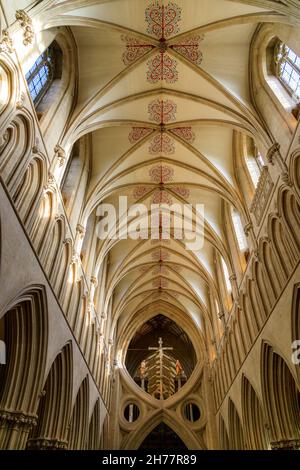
left=67, top=376, right=89, bottom=450
left=0, top=285, right=48, bottom=449
left=88, top=399, right=101, bottom=450
left=228, top=398, right=245, bottom=450
left=241, top=375, right=270, bottom=450
left=218, top=414, right=229, bottom=450
left=26, top=342, right=73, bottom=449
left=261, top=342, right=300, bottom=448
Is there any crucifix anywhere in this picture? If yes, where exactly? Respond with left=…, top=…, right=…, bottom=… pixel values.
left=148, top=337, right=173, bottom=400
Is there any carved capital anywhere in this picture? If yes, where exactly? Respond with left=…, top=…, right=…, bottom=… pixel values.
left=270, top=439, right=300, bottom=450
left=281, top=171, right=292, bottom=187
left=217, top=310, right=225, bottom=320
left=0, top=130, right=9, bottom=149
left=0, top=409, right=37, bottom=429
left=90, top=276, right=98, bottom=286
left=27, top=437, right=68, bottom=450
left=15, top=10, right=34, bottom=46
left=244, top=222, right=253, bottom=236
left=266, top=142, right=280, bottom=165
left=0, top=30, right=14, bottom=53
left=76, top=223, right=86, bottom=237
left=54, top=145, right=66, bottom=167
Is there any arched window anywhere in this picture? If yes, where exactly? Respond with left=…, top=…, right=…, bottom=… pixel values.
left=275, top=42, right=300, bottom=101
left=26, top=41, right=62, bottom=111
left=231, top=208, right=248, bottom=252
left=221, top=257, right=231, bottom=293
left=245, top=155, right=260, bottom=188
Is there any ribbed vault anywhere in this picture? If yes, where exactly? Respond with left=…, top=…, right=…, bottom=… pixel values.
left=31, top=0, right=296, bottom=415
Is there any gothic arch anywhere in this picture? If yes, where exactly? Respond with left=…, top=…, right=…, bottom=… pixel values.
left=26, top=342, right=73, bottom=450
left=0, top=285, right=48, bottom=449
left=122, top=410, right=203, bottom=450
left=218, top=414, right=229, bottom=450
left=228, top=398, right=245, bottom=450
left=0, top=112, right=35, bottom=191
left=278, top=187, right=300, bottom=252
left=291, top=284, right=300, bottom=385
left=88, top=399, right=101, bottom=450
left=261, top=341, right=300, bottom=448
left=67, top=376, right=89, bottom=450
left=13, top=154, right=48, bottom=230
left=241, top=375, right=270, bottom=450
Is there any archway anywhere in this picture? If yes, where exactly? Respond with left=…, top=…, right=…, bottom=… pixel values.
left=241, top=375, right=270, bottom=450
left=125, top=314, right=197, bottom=399
left=0, top=286, right=48, bottom=449
left=26, top=343, right=73, bottom=450
left=139, top=422, right=187, bottom=450
left=261, top=342, right=300, bottom=449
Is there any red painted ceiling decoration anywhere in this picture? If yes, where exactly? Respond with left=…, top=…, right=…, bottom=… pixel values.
left=152, top=265, right=169, bottom=275
left=148, top=98, right=177, bottom=123
left=149, top=133, right=175, bottom=155
left=147, top=53, right=178, bottom=83
left=122, top=35, right=154, bottom=66
left=133, top=185, right=152, bottom=200
left=145, top=1, right=182, bottom=39
left=152, top=277, right=169, bottom=288
left=152, top=188, right=173, bottom=204
left=149, top=164, right=174, bottom=183
left=170, top=126, right=195, bottom=144
left=129, top=127, right=153, bottom=144
left=128, top=100, right=195, bottom=155
left=171, top=186, right=190, bottom=198
left=122, top=2, right=203, bottom=83
left=151, top=249, right=170, bottom=261
left=171, top=35, right=204, bottom=66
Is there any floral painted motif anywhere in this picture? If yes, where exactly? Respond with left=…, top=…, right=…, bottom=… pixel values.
left=151, top=249, right=170, bottom=261
left=149, top=164, right=174, bottom=183
left=152, top=278, right=169, bottom=288
left=152, top=265, right=169, bottom=275
left=152, top=189, right=173, bottom=205
left=148, top=99, right=177, bottom=123
left=149, top=133, right=175, bottom=154
left=129, top=127, right=153, bottom=144
left=122, top=3, right=203, bottom=84
left=122, top=35, right=154, bottom=66
left=171, top=186, right=190, bottom=198
left=145, top=2, right=182, bottom=39
left=133, top=186, right=152, bottom=200
left=170, top=127, right=195, bottom=144
left=171, top=36, right=204, bottom=66
left=147, top=53, right=178, bottom=83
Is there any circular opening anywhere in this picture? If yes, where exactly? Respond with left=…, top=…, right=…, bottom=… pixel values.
left=183, top=403, right=201, bottom=422
left=124, top=403, right=140, bottom=423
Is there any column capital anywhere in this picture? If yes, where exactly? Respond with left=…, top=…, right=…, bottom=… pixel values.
left=76, top=223, right=86, bottom=237
left=0, top=30, right=14, bottom=53
left=54, top=145, right=66, bottom=167
left=16, top=10, right=34, bottom=46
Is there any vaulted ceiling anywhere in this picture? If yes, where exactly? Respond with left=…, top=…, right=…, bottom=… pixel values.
left=38, top=0, right=289, bottom=351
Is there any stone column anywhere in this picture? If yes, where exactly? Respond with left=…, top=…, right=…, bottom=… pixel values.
left=0, top=409, right=37, bottom=450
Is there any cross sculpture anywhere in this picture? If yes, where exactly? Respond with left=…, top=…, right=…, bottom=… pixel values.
left=148, top=337, right=175, bottom=400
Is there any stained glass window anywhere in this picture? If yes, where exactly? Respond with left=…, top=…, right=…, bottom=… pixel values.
left=25, top=47, right=55, bottom=107
left=275, top=42, right=300, bottom=101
